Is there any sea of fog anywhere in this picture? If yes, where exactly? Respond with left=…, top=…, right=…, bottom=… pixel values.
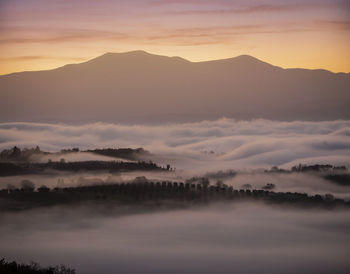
left=1, top=119, right=350, bottom=197
left=0, top=118, right=350, bottom=172
left=1, top=119, right=350, bottom=273
left=1, top=203, right=350, bottom=274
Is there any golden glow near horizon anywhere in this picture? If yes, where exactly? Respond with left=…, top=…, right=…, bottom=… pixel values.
left=0, top=0, right=349, bottom=75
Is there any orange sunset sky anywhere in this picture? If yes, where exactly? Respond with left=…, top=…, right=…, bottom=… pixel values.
left=0, top=0, right=349, bottom=75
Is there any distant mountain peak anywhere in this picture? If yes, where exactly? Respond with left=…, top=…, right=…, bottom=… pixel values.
left=224, top=54, right=275, bottom=66
left=196, top=53, right=277, bottom=71
left=1, top=49, right=349, bottom=123
left=86, top=50, right=190, bottom=66
left=90, top=51, right=275, bottom=69
left=233, top=54, right=264, bottom=62
left=103, top=50, right=151, bottom=57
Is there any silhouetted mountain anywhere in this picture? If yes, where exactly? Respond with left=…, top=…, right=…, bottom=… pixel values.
left=1, top=50, right=349, bottom=123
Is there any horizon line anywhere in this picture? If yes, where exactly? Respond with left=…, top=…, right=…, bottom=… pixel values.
left=1, top=50, right=349, bottom=76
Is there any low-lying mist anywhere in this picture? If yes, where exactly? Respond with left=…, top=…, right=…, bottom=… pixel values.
left=1, top=118, right=350, bottom=273
left=31, top=151, right=125, bottom=163
left=1, top=202, right=349, bottom=274
left=1, top=119, right=349, bottom=172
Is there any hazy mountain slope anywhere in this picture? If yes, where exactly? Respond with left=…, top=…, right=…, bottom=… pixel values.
left=0, top=50, right=349, bottom=123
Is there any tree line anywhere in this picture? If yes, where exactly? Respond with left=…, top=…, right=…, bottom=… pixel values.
left=1, top=180, right=348, bottom=211
left=0, top=258, right=75, bottom=274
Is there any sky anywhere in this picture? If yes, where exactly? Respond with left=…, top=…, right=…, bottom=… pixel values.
left=0, top=0, right=349, bottom=75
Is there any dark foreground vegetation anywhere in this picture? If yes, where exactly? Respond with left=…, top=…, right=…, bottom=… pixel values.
left=1, top=180, right=349, bottom=212
left=0, top=258, right=75, bottom=274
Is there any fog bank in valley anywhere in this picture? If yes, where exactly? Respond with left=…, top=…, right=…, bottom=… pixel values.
left=0, top=203, right=349, bottom=274
left=1, top=119, right=350, bottom=273
left=1, top=119, right=350, bottom=172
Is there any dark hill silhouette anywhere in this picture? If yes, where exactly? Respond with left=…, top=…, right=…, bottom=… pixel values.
left=0, top=51, right=349, bottom=123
